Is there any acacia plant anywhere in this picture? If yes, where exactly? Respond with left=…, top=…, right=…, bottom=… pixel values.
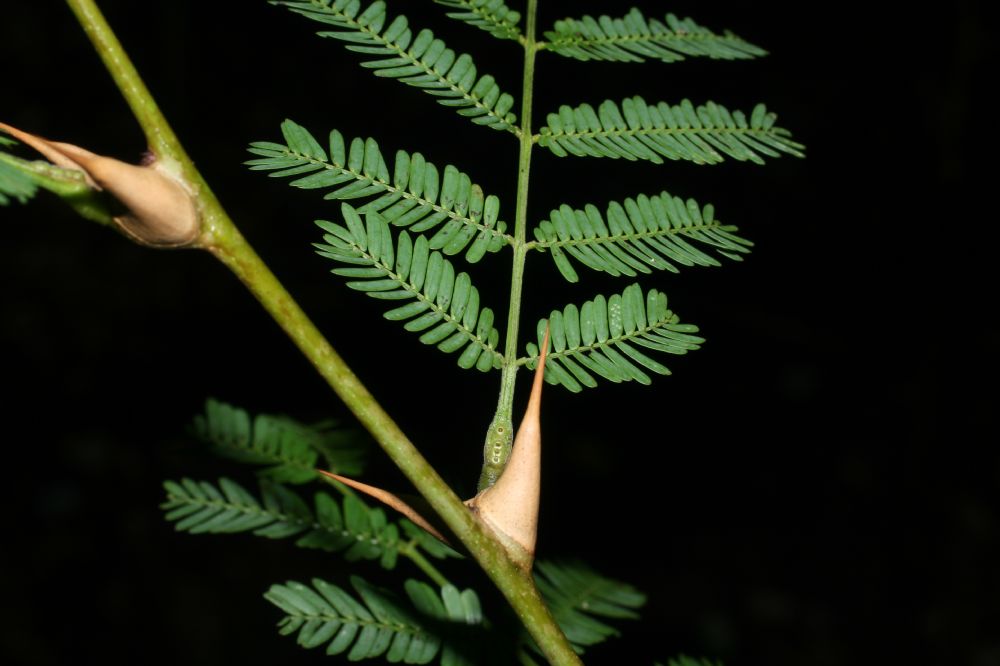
left=1, top=0, right=802, bottom=663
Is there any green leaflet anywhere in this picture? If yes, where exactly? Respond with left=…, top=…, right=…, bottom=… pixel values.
left=532, top=190, right=752, bottom=283
left=0, top=149, right=38, bottom=205
left=544, top=8, right=766, bottom=63
left=273, top=0, right=518, bottom=132
left=161, top=477, right=434, bottom=568
left=246, top=120, right=510, bottom=261
left=434, top=0, right=521, bottom=41
left=266, top=576, right=484, bottom=664
left=194, top=398, right=365, bottom=482
left=538, top=96, right=804, bottom=165
left=314, top=204, right=503, bottom=372
left=523, top=284, right=704, bottom=393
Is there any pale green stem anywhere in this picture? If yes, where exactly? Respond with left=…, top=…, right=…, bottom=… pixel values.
left=496, top=0, right=539, bottom=421
left=400, top=543, right=450, bottom=588
left=64, top=0, right=579, bottom=663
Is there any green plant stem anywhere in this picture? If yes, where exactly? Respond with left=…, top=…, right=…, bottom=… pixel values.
left=401, top=543, right=450, bottom=588
left=65, top=0, right=183, bottom=160
left=66, top=0, right=580, bottom=663
left=496, top=0, right=539, bottom=420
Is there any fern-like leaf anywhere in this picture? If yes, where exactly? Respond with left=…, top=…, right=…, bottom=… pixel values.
left=162, top=478, right=430, bottom=569
left=523, top=284, right=703, bottom=393
left=266, top=576, right=483, bottom=663
left=274, top=0, right=518, bottom=133
left=538, top=96, right=804, bottom=165
left=193, top=398, right=364, bottom=482
left=532, top=190, right=752, bottom=283
left=524, top=561, right=645, bottom=655
left=247, top=120, right=510, bottom=261
left=543, top=8, right=765, bottom=63
left=314, top=204, right=503, bottom=372
left=434, top=0, right=521, bottom=41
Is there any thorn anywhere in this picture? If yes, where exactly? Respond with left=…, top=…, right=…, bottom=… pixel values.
left=466, top=325, right=549, bottom=568
left=0, top=122, right=199, bottom=247
left=317, top=470, right=450, bottom=545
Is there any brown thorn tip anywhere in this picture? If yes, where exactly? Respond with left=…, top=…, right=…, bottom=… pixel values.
left=317, top=470, right=449, bottom=544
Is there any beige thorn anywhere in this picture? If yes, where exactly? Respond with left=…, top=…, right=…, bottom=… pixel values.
left=317, top=470, right=450, bottom=544
left=465, top=326, right=549, bottom=567
left=0, top=122, right=199, bottom=247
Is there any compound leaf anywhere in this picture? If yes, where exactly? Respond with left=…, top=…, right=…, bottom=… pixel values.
left=538, top=96, right=804, bottom=165
left=247, top=121, right=510, bottom=261
left=544, top=8, right=765, bottom=63
left=274, top=0, right=518, bottom=132
left=523, top=284, right=703, bottom=392
left=314, top=204, right=504, bottom=371
left=532, top=190, right=751, bottom=282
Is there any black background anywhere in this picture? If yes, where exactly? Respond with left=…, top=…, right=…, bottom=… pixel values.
left=1, top=1, right=995, bottom=665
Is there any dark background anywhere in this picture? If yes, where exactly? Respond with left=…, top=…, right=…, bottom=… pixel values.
left=1, top=1, right=995, bottom=665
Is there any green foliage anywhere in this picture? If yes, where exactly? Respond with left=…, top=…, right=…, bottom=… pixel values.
left=0, top=152, right=38, bottom=205
left=535, top=560, right=645, bottom=650
left=543, top=8, right=766, bottom=63
left=314, top=204, right=504, bottom=371
left=519, top=560, right=645, bottom=660
left=162, top=477, right=433, bottom=568
left=538, top=97, right=804, bottom=165
left=434, top=0, right=521, bottom=42
left=246, top=119, right=510, bottom=261
left=266, top=576, right=484, bottom=664
left=194, top=397, right=365, bottom=482
left=532, top=190, right=752, bottom=283
left=657, top=657, right=723, bottom=666
left=273, top=0, right=518, bottom=132
left=524, top=284, right=703, bottom=393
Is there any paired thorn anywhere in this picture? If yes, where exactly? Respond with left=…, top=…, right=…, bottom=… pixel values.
left=0, top=122, right=199, bottom=247
left=320, top=326, right=550, bottom=569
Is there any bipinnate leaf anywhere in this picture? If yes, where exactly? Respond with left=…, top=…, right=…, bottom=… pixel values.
left=544, top=8, right=766, bottom=63
left=273, top=0, right=518, bottom=132
left=532, top=190, right=752, bottom=282
left=538, top=97, right=804, bottom=165
left=247, top=120, right=510, bottom=260
left=314, top=204, right=504, bottom=372
left=524, top=284, right=703, bottom=392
